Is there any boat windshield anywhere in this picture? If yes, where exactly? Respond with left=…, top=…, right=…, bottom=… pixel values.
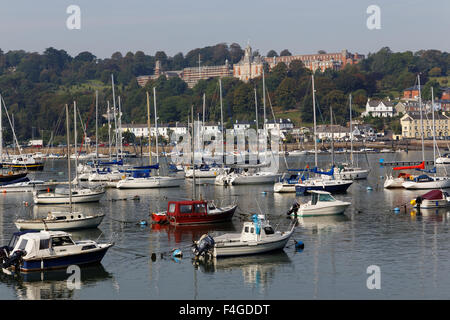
left=51, top=236, right=75, bottom=247
left=194, top=204, right=206, bottom=213
left=318, top=194, right=335, bottom=202
left=168, top=203, right=176, bottom=213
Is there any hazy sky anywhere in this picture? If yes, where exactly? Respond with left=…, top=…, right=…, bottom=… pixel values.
left=1, top=0, right=449, bottom=59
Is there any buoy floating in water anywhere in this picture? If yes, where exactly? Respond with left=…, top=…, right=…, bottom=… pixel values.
left=172, top=248, right=183, bottom=258
left=394, top=207, right=400, bottom=213
left=139, top=220, right=148, bottom=226
left=294, top=240, right=304, bottom=251
left=261, top=191, right=267, bottom=195
left=367, top=186, right=373, bottom=191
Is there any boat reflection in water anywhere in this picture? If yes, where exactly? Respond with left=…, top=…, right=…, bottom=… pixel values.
left=409, top=207, right=450, bottom=223
left=292, top=214, right=350, bottom=233
left=194, top=251, right=293, bottom=291
left=150, top=221, right=237, bottom=244
left=0, top=264, right=112, bottom=300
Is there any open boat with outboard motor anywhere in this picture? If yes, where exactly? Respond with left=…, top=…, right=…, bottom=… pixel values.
left=410, top=189, right=450, bottom=209
left=286, top=190, right=351, bottom=217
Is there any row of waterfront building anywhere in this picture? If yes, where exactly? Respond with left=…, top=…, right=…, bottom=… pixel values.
left=136, top=45, right=364, bottom=88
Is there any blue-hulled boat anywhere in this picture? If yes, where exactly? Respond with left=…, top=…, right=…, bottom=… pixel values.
left=0, top=230, right=113, bottom=273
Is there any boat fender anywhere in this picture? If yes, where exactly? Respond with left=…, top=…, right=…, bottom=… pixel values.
left=366, top=186, right=373, bottom=191
left=139, top=220, right=148, bottom=226
left=151, top=253, right=156, bottom=261
left=294, top=240, right=305, bottom=250
left=172, top=249, right=182, bottom=258
left=394, top=207, right=400, bottom=213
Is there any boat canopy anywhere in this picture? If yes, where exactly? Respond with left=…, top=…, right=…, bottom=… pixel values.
left=414, top=174, right=434, bottom=182
left=311, top=166, right=334, bottom=176
left=420, top=189, right=443, bottom=200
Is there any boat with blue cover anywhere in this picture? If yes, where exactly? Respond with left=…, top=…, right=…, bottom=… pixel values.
left=0, top=230, right=113, bottom=273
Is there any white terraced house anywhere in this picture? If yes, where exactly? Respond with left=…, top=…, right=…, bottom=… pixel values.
left=362, top=99, right=395, bottom=117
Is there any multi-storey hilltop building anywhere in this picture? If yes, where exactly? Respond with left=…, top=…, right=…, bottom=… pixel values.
left=182, top=60, right=233, bottom=88
left=403, top=85, right=423, bottom=100
left=233, top=45, right=264, bottom=82
left=400, top=112, right=450, bottom=139
left=263, top=49, right=364, bottom=73
left=136, top=60, right=183, bottom=87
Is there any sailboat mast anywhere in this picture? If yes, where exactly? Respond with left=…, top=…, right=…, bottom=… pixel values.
left=66, top=104, right=72, bottom=210
left=262, top=68, right=267, bottom=155
left=146, top=91, right=152, bottom=166
left=330, top=106, right=334, bottom=166
left=95, top=90, right=98, bottom=159
left=118, top=96, right=123, bottom=159
left=74, top=101, right=78, bottom=183
left=107, top=101, right=111, bottom=161
left=418, top=75, right=425, bottom=162
left=312, top=75, right=318, bottom=167
left=153, top=87, right=159, bottom=165
left=349, top=94, right=354, bottom=167
left=191, top=104, right=196, bottom=199
left=202, top=93, right=205, bottom=147
left=111, top=74, right=118, bottom=161
left=432, top=86, right=436, bottom=165
left=219, top=78, right=224, bottom=168
left=255, top=88, right=259, bottom=158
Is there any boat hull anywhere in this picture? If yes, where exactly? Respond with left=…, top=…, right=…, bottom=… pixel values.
left=15, top=215, right=105, bottom=231
left=295, top=181, right=353, bottom=195
left=402, top=178, right=450, bottom=189
left=295, top=203, right=350, bottom=217
left=116, top=177, right=182, bottom=189
left=213, top=232, right=292, bottom=257
left=230, top=173, right=281, bottom=185
left=273, top=182, right=296, bottom=193
left=384, top=177, right=405, bottom=188
left=168, top=205, right=237, bottom=225
left=33, top=190, right=105, bottom=204
left=334, top=169, right=369, bottom=180
left=19, top=245, right=112, bottom=272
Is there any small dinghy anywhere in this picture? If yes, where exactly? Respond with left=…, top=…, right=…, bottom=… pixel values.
left=286, top=190, right=351, bottom=217
left=15, top=212, right=105, bottom=231
left=410, top=189, right=450, bottom=209
left=0, top=230, right=113, bottom=273
left=192, top=214, right=295, bottom=258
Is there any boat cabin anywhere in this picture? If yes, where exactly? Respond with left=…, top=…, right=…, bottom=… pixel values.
left=240, top=214, right=275, bottom=241
left=309, top=190, right=337, bottom=205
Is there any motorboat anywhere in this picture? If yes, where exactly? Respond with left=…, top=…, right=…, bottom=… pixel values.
left=0, top=230, right=113, bottom=273
left=1, top=154, right=44, bottom=171
left=286, top=190, right=351, bottom=217
left=15, top=212, right=105, bottom=231
left=185, top=163, right=226, bottom=178
left=435, top=153, right=450, bottom=164
left=0, top=170, right=28, bottom=183
left=295, top=177, right=353, bottom=195
left=151, top=199, right=237, bottom=225
left=33, top=186, right=105, bottom=204
left=0, top=178, right=50, bottom=193
left=116, top=170, right=182, bottom=189
left=402, top=175, right=450, bottom=189
left=191, top=214, right=295, bottom=258
left=410, top=189, right=450, bottom=209
left=333, top=166, right=370, bottom=180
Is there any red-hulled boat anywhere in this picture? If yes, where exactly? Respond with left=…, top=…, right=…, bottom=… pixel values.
left=151, top=200, right=237, bottom=225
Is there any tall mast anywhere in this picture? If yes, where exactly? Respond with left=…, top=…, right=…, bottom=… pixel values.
left=219, top=78, right=224, bottom=168
left=95, top=90, right=98, bottom=159
left=202, top=93, right=205, bottom=146
left=418, top=75, right=425, bottom=162
left=111, top=74, right=118, bottom=161
left=107, top=101, right=111, bottom=161
left=262, top=68, right=267, bottom=155
left=191, top=104, right=196, bottom=199
left=66, top=104, right=72, bottom=211
left=432, top=86, right=436, bottom=165
left=74, top=101, right=78, bottom=184
left=153, top=87, right=159, bottom=165
left=146, top=91, right=152, bottom=166
left=312, top=75, right=318, bottom=167
left=349, top=94, right=354, bottom=167
left=330, top=106, right=334, bottom=166
left=118, top=96, right=123, bottom=159
left=255, top=88, right=259, bottom=158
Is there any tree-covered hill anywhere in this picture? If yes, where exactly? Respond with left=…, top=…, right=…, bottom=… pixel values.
left=0, top=44, right=448, bottom=144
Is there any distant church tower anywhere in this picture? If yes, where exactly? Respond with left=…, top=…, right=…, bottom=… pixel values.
left=233, top=44, right=263, bottom=82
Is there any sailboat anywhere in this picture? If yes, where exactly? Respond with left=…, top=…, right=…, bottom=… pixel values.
left=401, top=80, right=450, bottom=189
left=33, top=103, right=105, bottom=204
left=333, top=94, right=370, bottom=180
left=215, top=71, right=280, bottom=186
left=152, top=104, right=237, bottom=224
left=295, top=75, right=353, bottom=195
left=116, top=88, right=182, bottom=189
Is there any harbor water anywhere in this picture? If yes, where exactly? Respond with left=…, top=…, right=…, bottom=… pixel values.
left=0, top=150, right=449, bottom=299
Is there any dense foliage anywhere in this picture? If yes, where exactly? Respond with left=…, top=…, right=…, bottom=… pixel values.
left=0, top=44, right=448, bottom=144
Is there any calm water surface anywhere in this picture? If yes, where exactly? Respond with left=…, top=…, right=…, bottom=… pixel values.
left=0, top=150, right=449, bottom=300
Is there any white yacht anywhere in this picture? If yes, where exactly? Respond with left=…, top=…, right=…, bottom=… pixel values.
left=286, top=190, right=351, bottom=217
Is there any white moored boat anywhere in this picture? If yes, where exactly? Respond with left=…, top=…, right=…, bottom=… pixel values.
left=116, top=175, right=182, bottom=189
left=410, top=189, right=450, bottom=209
left=192, top=214, right=295, bottom=258
left=402, top=175, right=450, bottom=189
left=286, top=190, right=351, bottom=217
left=15, top=212, right=105, bottom=231
left=436, top=153, right=450, bottom=164
left=334, top=167, right=370, bottom=180
left=33, top=187, right=105, bottom=204
left=0, top=179, right=50, bottom=193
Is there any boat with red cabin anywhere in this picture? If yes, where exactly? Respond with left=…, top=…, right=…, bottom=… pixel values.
left=151, top=200, right=237, bottom=225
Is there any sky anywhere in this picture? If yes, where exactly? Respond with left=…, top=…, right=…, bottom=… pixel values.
left=1, top=0, right=449, bottom=59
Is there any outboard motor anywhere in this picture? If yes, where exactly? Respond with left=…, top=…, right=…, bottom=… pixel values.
left=415, top=196, right=423, bottom=208
left=286, top=201, right=300, bottom=216
left=1, top=250, right=26, bottom=270
left=192, top=234, right=215, bottom=257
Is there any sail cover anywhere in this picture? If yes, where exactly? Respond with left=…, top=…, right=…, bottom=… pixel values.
left=393, top=161, right=425, bottom=171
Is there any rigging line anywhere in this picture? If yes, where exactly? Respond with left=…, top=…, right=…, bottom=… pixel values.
left=44, top=106, right=65, bottom=155
left=1, top=96, right=23, bottom=157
